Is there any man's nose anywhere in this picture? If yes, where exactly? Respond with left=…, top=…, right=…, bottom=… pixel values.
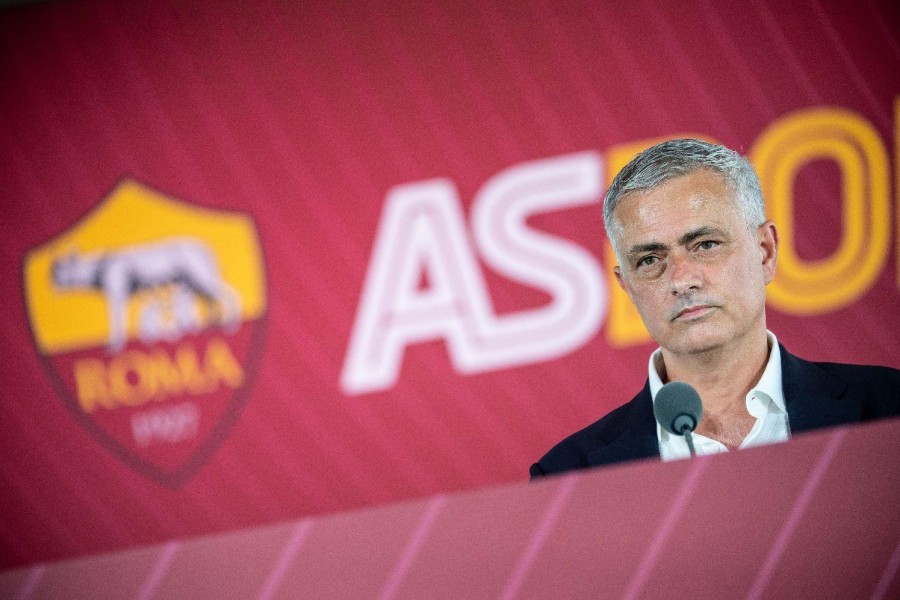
left=668, top=254, right=703, bottom=295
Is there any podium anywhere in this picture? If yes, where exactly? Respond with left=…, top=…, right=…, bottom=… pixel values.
left=2, top=418, right=899, bottom=599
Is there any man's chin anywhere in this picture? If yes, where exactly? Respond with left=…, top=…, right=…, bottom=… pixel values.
left=659, top=328, right=728, bottom=356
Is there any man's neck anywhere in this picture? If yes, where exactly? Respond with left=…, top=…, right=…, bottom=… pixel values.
left=659, top=329, right=770, bottom=448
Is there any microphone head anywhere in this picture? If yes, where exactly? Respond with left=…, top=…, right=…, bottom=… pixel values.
left=654, top=381, right=703, bottom=436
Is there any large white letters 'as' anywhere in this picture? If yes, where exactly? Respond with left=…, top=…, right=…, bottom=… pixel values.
left=340, top=153, right=606, bottom=395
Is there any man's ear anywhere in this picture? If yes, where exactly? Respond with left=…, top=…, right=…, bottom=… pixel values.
left=759, top=220, right=778, bottom=284
left=613, top=265, right=631, bottom=298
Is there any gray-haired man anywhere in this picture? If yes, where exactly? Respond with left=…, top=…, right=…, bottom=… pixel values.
left=531, top=139, right=900, bottom=476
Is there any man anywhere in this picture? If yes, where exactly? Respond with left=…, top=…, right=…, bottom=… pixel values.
left=530, top=139, right=900, bottom=477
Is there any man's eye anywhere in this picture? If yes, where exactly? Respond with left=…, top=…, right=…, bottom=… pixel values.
left=637, top=256, right=658, bottom=268
left=697, top=240, right=719, bottom=251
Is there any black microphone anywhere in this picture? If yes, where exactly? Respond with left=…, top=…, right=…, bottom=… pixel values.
left=654, top=381, right=703, bottom=457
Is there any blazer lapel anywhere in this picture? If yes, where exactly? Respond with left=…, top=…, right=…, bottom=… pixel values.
left=585, top=383, right=659, bottom=467
left=780, top=344, right=857, bottom=432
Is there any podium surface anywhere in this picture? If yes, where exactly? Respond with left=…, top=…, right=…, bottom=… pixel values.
left=3, top=418, right=899, bottom=599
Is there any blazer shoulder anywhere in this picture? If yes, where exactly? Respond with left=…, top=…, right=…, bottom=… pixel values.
left=530, top=385, right=653, bottom=478
left=781, top=346, right=900, bottom=426
left=812, top=360, right=900, bottom=381
left=810, top=360, right=900, bottom=418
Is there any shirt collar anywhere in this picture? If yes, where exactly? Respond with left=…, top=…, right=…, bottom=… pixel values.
left=648, top=330, right=785, bottom=412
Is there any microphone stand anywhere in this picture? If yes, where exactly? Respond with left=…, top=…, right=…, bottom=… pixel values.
left=674, top=416, right=699, bottom=458
left=683, top=429, right=697, bottom=458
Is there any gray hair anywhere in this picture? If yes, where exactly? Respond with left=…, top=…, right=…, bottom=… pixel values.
left=604, top=138, right=765, bottom=256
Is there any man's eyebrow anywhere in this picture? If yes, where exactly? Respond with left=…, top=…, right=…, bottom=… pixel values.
left=678, top=226, right=726, bottom=246
left=625, top=226, right=727, bottom=257
left=626, top=241, right=667, bottom=257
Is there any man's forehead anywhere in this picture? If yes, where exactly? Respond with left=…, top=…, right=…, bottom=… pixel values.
left=612, top=171, right=743, bottom=248
left=617, top=172, right=737, bottom=222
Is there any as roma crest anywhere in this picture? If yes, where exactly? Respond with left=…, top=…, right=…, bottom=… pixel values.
left=23, top=180, right=267, bottom=486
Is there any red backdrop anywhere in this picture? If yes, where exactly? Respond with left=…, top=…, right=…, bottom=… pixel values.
left=1, top=0, right=898, bottom=569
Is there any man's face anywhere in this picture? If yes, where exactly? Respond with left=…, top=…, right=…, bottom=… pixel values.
left=612, top=169, right=778, bottom=357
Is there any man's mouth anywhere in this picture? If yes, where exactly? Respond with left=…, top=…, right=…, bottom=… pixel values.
left=672, top=305, right=715, bottom=321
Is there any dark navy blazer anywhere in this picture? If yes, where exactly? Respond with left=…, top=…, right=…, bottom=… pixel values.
left=530, top=344, right=900, bottom=478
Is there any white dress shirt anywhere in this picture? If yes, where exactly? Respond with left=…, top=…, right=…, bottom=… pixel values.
left=649, top=330, right=791, bottom=461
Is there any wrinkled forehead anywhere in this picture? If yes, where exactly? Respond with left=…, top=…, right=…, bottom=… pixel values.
left=615, top=170, right=738, bottom=219
left=608, top=170, right=743, bottom=250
